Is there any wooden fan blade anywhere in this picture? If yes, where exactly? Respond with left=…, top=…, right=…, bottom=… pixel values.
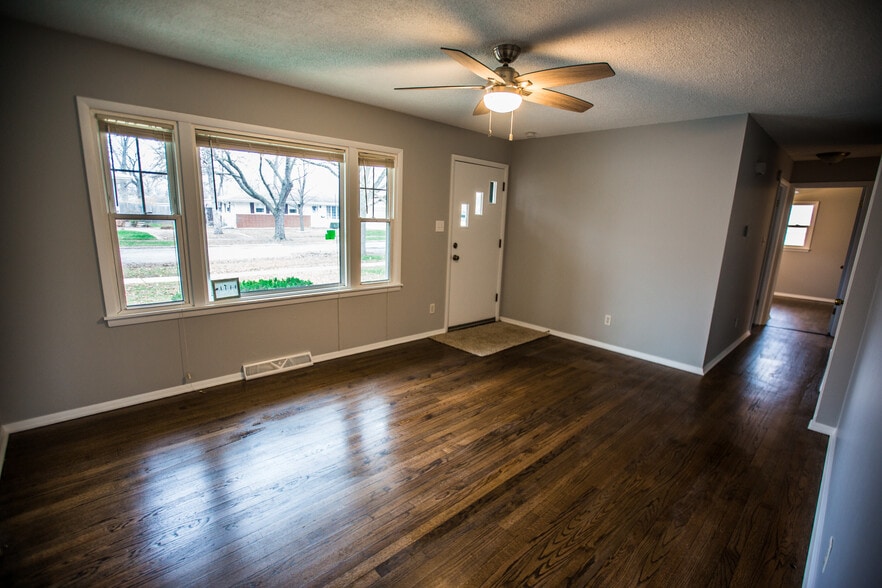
left=394, top=85, right=487, bottom=91
left=441, top=47, right=504, bottom=83
left=523, top=88, right=593, bottom=112
left=516, top=63, right=614, bottom=88
left=473, top=98, right=490, bottom=116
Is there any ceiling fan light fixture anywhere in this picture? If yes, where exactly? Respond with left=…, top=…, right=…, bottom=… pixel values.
left=483, top=87, right=522, bottom=113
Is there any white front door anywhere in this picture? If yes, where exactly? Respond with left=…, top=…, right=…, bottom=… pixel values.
left=447, top=158, right=508, bottom=328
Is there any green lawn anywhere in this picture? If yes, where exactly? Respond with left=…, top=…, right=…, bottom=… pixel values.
left=117, top=229, right=175, bottom=247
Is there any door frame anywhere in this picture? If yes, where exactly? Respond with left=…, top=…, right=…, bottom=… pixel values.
left=752, top=180, right=874, bottom=331
left=753, top=179, right=792, bottom=326
left=445, top=155, right=510, bottom=329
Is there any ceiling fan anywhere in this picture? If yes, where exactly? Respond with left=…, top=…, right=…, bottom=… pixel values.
left=395, top=44, right=615, bottom=117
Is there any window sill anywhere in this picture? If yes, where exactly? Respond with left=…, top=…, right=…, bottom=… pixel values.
left=104, top=282, right=403, bottom=327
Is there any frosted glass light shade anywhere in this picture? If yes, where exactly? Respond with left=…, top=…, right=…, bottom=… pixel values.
left=483, top=88, right=522, bottom=113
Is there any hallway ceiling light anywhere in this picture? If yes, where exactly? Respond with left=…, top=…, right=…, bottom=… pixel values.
left=816, top=151, right=850, bottom=164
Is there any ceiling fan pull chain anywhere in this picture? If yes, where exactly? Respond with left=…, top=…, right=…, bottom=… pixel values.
left=488, top=110, right=493, bottom=137
left=509, top=109, right=514, bottom=141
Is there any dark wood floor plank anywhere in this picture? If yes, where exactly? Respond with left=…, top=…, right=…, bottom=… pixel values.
left=0, top=306, right=832, bottom=586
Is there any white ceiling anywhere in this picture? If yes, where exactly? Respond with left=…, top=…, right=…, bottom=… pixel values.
left=4, top=0, right=882, bottom=160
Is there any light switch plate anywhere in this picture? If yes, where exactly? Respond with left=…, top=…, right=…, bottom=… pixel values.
left=435, top=220, right=445, bottom=232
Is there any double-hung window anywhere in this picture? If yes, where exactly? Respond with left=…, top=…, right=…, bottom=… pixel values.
left=358, top=153, right=395, bottom=283
left=79, top=98, right=402, bottom=324
left=97, top=116, right=186, bottom=308
left=783, top=201, right=819, bottom=251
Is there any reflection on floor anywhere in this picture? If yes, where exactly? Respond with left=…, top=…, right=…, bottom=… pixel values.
left=767, top=296, right=833, bottom=335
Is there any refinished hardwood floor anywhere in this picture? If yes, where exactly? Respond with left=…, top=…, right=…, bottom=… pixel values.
left=767, top=296, right=835, bottom=335
left=0, top=317, right=831, bottom=586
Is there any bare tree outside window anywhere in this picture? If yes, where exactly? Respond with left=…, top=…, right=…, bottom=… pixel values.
left=204, top=148, right=339, bottom=240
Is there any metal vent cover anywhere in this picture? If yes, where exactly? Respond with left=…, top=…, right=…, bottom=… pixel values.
left=242, top=352, right=313, bottom=380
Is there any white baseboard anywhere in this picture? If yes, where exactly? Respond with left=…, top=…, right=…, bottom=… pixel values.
left=2, top=373, right=242, bottom=436
left=808, top=419, right=837, bottom=437
left=774, top=292, right=836, bottom=303
left=500, top=317, right=705, bottom=375
left=702, top=330, right=752, bottom=374
left=313, top=329, right=445, bottom=362
left=803, top=431, right=837, bottom=587
left=1, top=328, right=445, bottom=438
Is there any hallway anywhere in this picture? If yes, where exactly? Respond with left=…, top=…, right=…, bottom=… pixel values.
left=767, top=296, right=834, bottom=336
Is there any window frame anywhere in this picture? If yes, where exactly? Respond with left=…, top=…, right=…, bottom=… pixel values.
left=78, top=97, right=403, bottom=326
left=783, top=200, right=819, bottom=252
left=357, top=152, right=395, bottom=284
left=97, top=115, right=190, bottom=309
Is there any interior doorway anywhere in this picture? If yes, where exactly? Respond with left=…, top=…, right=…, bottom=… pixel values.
left=754, top=182, right=871, bottom=338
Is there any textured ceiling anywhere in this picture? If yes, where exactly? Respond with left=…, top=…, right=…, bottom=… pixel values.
left=4, top=0, right=882, bottom=160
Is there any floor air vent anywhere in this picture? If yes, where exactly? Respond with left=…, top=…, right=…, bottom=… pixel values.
left=242, top=352, right=313, bottom=380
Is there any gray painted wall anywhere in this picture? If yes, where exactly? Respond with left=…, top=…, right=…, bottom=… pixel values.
left=774, top=188, right=862, bottom=300
left=806, top=236, right=882, bottom=585
left=0, top=20, right=511, bottom=423
left=502, top=116, right=749, bottom=370
left=703, top=116, right=791, bottom=365
left=813, top=165, right=882, bottom=429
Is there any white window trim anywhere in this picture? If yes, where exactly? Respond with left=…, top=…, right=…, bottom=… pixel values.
left=783, top=200, right=819, bottom=252
left=77, top=97, right=403, bottom=326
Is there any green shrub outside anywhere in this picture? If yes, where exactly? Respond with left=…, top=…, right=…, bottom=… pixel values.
left=240, top=276, right=313, bottom=292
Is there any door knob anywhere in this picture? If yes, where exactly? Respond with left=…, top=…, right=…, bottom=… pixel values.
left=452, top=254, right=460, bottom=261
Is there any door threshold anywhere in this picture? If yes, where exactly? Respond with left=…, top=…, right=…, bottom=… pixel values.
left=448, top=318, right=496, bottom=332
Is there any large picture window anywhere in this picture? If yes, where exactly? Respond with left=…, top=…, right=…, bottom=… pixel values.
left=197, top=130, right=345, bottom=296
left=79, top=98, right=402, bottom=324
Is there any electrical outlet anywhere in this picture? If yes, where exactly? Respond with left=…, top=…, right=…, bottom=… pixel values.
left=604, top=314, right=612, bottom=326
left=429, top=303, right=436, bottom=314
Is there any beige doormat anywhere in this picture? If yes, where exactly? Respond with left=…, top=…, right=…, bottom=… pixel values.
left=431, top=321, right=549, bottom=356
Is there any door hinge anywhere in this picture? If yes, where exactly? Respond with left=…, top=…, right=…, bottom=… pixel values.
left=498, top=238, right=502, bottom=248
left=495, top=293, right=499, bottom=302
left=502, top=182, right=506, bottom=191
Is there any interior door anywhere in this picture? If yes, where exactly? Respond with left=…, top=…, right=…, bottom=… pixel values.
left=828, top=189, right=869, bottom=335
left=447, top=158, right=508, bottom=328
